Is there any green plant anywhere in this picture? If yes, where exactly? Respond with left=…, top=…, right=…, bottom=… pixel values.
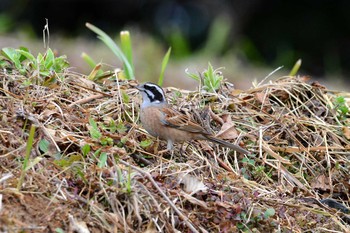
left=115, top=165, right=133, bottom=195
left=81, top=52, right=104, bottom=80
left=98, top=151, right=108, bottom=168
left=89, top=117, right=102, bottom=140
left=334, top=96, right=349, bottom=121
left=158, top=47, right=172, bottom=86
left=86, top=23, right=135, bottom=80
left=140, top=139, right=153, bottom=148
left=289, top=59, right=302, bottom=76
left=264, top=208, right=275, bottom=219
left=81, top=144, right=91, bottom=157
left=1, top=47, right=69, bottom=86
left=186, top=62, right=223, bottom=92
left=89, top=117, right=114, bottom=146
left=17, top=125, right=36, bottom=190
left=120, top=31, right=134, bottom=76
left=85, top=24, right=172, bottom=85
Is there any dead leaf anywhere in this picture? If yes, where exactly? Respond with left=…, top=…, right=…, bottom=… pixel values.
left=311, top=174, right=331, bottom=191
left=342, top=127, right=350, bottom=140
left=230, top=89, right=243, bottom=96
left=254, top=92, right=269, bottom=105
left=216, top=114, right=239, bottom=139
left=179, top=174, right=207, bottom=194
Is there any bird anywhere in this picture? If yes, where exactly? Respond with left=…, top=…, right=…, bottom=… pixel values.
left=136, top=82, right=249, bottom=154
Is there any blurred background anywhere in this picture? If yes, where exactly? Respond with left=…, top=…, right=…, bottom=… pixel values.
left=0, top=0, right=349, bottom=90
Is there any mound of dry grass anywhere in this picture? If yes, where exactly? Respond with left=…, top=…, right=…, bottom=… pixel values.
left=0, top=68, right=349, bottom=232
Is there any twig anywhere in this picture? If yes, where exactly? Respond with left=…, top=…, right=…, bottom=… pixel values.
left=68, top=94, right=105, bottom=108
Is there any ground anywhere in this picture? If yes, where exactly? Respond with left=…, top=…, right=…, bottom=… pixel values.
left=0, top=63, right=349, bottom=232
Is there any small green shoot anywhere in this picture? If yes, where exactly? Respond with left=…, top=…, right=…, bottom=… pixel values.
left=1, top=47, right=69, bottom=86
left=89, top=118, right=102, bottom=140
left=100, top=136, right=113, bottom=146
left=81, top=144, right=91, bottom=157
left=264, top=208, right=275, bottom=219
left=126, top=166, right=132, bottom=195
left=39, top=139, right=50, bottom=154
left=334, top=96, right=349, bottom=120
left=120, top=31, right=134, bottom=75
left=140, top=139, right=153, bottom=148
left=186, top=62, right=223, bottom=92
left=98, top=152, right=108, bottom=168
left=82, top=52, right=104, bottom=80
left=86, top=23, right=135, bottom=80
left=17, top=125, right=35, bottom=191
left=289, top=59, right=302, bottom=76
left=121, top=90, right=130, bottom=103
left=86, top=63, right=103, bottom=80
left=116, top=122, right=128, bottom=134
left=158, top=47, right=172, bottom=86
left=81, top=52, right=98, bottom=68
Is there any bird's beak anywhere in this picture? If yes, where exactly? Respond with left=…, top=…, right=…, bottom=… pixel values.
left=135, top=84, right=143, bottom=91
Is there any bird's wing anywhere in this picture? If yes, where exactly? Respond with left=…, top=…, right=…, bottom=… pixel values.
left=159, top=107, right=210, bottom=134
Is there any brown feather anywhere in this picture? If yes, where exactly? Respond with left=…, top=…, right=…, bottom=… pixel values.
left=160, top=107, right=210, bottom=135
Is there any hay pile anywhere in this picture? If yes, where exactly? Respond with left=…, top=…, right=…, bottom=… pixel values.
left=0, top=68, right=349, bottom=232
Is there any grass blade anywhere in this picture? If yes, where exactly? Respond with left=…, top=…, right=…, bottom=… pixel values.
left=158, top=47, right=171, bottom=86
left=120, top=31, right=134, bottom=74
left=86, top=23, right=135, bottom=80
left=289, top=59, right=302, bottom=76
left=17, top=124, right=36, bottom=190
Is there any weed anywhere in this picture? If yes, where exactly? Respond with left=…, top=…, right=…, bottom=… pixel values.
left=158, top=47, right=171, bottom=86
left=86, top=23, right=135, bottom=80
left=85, top=24, right=172, bottom=85
left=17, top=124, right=35, bottom=190
left=1, top=47, right=69, bottom=86
left=333, top=96, right=349, bottom=121
left=289, top=59, right=302, bottom=76
left=186, top=62, right=223, bottom=92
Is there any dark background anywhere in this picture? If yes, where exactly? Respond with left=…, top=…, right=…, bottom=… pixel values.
left=0, top=0, right=349, bottom=86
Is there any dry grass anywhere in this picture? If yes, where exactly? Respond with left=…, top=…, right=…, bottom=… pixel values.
left=0, top=68, right=349, bottom=232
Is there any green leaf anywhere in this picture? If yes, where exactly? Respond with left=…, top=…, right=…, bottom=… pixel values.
left=81, top=144, right=91, bottom=157
left=158, top=47, right=171, bottom=86
left=98, top=152, right=108, bottom=168
left=89, top=118, right=102, bottom=139
left=44, top=48, right=55, bottom=70
left=39, top=139, right=50, bottom=154
left=120, top=31, right=134, bottom=73
left=339, top=105, right=349, bottom=115
left=121, top=90, right=130, bottom=103
left=264, top=208, right=275, bottom=219
left=53, top=55, right=69, bottom=71
left=18, top=125, right=35, bottom=190
left=289, top=59, right=302, bottom=76
left=116, top=122, right=127, bottom=133
left=185, top=69, right=200, bottom=81
left=2, top=47, right=22, bottom=69
left=55, top=228, right=65, bottom=233
left=86, top=23, right=135, bottom=80
left=16, top=48, right=36, bottom=63
left=81, top=52, right=99, bottom=68
left=335, top=96, right=345, bottom=104
left=100, top=136, right=113, bottom=146
left=140, top=139, right=153, bottom=148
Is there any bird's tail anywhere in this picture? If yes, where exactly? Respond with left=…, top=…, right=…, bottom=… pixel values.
left=206, top=136, right=249, bottom=154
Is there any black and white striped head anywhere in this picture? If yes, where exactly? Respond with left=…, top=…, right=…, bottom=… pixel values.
left=136, top=82, right=167, bottom=107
